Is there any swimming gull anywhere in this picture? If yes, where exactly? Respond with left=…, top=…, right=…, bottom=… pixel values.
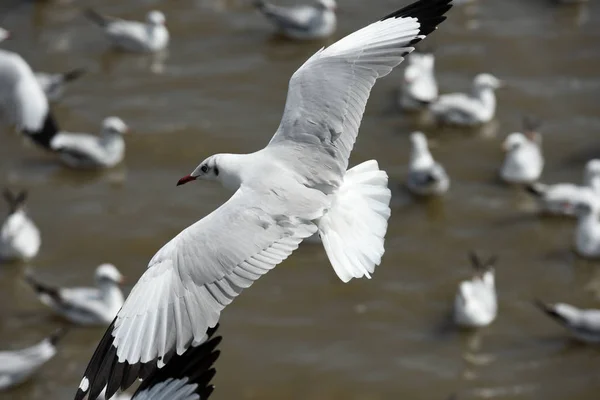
left=499, top=118, right=544, bottom=184
left=35, top=67, right=86, bottom=101
left=535, top=300, right=600, bottom=343
left=74, top=1, right=452, bottom=398
left=25, top=263, right=125, bottom=326
left=406, top=131, right=449, bottom=196
left=254, top=0, right=337, bottom=40
left=85, top=9, right=169, bottom=53
left=0, top=189, right=41, bottom=262
left=573, top=199, right=600, bottom=259
left=0, top=328, right=67, bottom=391
left=454, top=252, right=498, bottom=328
left=428, top=73, right=503, bottom=126
left=398, top=50, right=438, bottom=110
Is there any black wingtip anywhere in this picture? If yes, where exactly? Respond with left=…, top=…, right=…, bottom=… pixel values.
left=48, top=327, right=69, bottom=346
left=380, top=0, right=453, bottom=39
left=23, top=112, right=59, bottom=151
left=84, top=8, right=109, bottom=27
left=525, top=183, right=543, bottom=197
left=533, top=298, right=565, bottom=322
left=63, top=67, right=87, bottom=83
left=253, top=0, right=267, bottom=9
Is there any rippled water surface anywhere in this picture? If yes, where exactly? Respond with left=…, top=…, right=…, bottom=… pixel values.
left=1, top=0, right=600, bottom=399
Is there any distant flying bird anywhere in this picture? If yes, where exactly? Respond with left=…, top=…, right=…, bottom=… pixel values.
left=35, top=68, right=86, bottom=101
left=25, top=264, right=125, bottom=326
left=0, top=329, right=67, bottom=391
left=454, top=252, right=498, bottom=328
left=254, top=0, right=337, bottom=40
left=429, top=73, right=503, bottom=126
left=399, top=50, right=438, bottom=110
left=500, top=117, right=544, bottom=184
left=0, top=189, right=41, bottom=262
left=85, top=9, right=169, bottom=53
left=535, top=300, right=600, bottom=343
left=406, top=131, right=450, bottom=196
left=74, top=1, right=452, bottom=399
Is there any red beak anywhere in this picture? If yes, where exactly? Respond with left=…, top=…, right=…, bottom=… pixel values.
left=177, top=175, right=196, bottom=186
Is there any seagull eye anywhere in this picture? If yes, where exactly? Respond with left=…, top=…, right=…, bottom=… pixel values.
left=201, top=165, right=209, bottom=173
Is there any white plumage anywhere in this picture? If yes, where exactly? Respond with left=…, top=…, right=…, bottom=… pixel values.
left=399, top=51, right=438, bottom=110
left=573, top=200, right=600, bottom=259
left=406, top=131, right=450, bottom=196
left=429, top=73, right=502, bottom=126
left=25, top=264, right=125, bottom=326
left=0, top=189, right=41, bottom=262
left=454, top=252, right=498, bottom=328
left=75, top=2, right=452, bottom=399
left=536, top=301, right=600, bottom=343
left=500, top=121, right=544, bottom=184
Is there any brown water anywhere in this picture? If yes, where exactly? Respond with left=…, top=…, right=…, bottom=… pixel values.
left=1, top=0, right=600, bottom=399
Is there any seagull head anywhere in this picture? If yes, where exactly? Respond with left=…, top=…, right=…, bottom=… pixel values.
left=147, top=10, right=166, bottom=26
left=95, top=263, right=125, bottom=285
left=409, top=131, right=429, bottom=152
left=584, top=159, right=600, bottom=180
left=474, top=73, right=503, bottom=90
left=0, top=27, right=9, bottom=43
left=502, top=132, right=527, bottom=152
left=177, top=155, right=220, bottom=186
left=403, top=63, right=421, bottom=83
left=316, top=0, right=337, bottom=12
left=102, top=117, right=128, bottom=136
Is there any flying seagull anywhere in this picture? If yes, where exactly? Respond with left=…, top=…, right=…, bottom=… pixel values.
left=75, top=1, right=452, bottom=399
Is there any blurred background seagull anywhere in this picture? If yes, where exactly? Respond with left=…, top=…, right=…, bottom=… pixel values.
left=0, top=328, right=66, bottom=391
left=429, top=73, right=503, bottom=126
left=535, top=300, right=600, bottom=343
left=526, top=159, right=600, bottom=216
left=454, top=252, right=498, bottom=328
left=85, top=9, right=169, bottom=53
left=74, top=1, right=451, bottom=398
left=25, top=263, right=125, bottom=326
left=406, top=131, right=449, bottom=196
left=0, top=27, right=9, bottom=42
left=573, top=200, right=600, bottom=259
left=34, top=68, right=86, bottom=101
left=0, top=189, right=40, bottom=262
left=399, top=50, right=438, bottom=111
left=253, top=0, right=337, bottom=40
left=26, top=116, right=128, bottom=169
left=500, top=119, right=544, bottom=184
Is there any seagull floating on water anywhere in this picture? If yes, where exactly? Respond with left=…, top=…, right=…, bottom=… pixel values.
left=26, top=116, right=128, bottom=169
left=429, top=73, right=503, bottom=126
left=74, top=1, right=452, bottom=398
left=500, top=118, right=544, bottom=184
left=406, top=131, right=449, bottom=196
left=399, top=50, right=438, bottom=110
left=573, top=200, right=600, bottom=259
left=34, top=67, right=86, bottom=101
left=535, top=300, right=600, bottom=343
left=25, top=263, right=125, bottom=326
left=454, top=252, right=498, bottom=328
left=526, top=159, right=600, bottom=216
left=85, top=9, right=169, bottom=53
left=0, top=189, right=40, bottom=262
left=0, top=328, right=67, bottom=391
left=254, top=0, right=337, bottom=40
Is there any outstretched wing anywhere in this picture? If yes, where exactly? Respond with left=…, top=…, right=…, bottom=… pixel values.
left=268, top=0, right=451, bottom=176
left=75, top=186, right=318, bottom=400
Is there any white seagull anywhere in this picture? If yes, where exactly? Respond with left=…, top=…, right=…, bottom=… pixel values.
left=27, top=116, right=128, bottom=169
left=0, top=328, right=67, bottom=391
left=253, top=0, right=337, bottom=40
left=0, top=189, right=41, bottom=262
left=85, top=9, right=169, bottom=53
left=526, top=159, right=600, bottom=216
left=428, top=73, right=503, bottom=126
left=398, top=50, right=438, bottom=110
left=535, top=300, right=600, bottom=343
left=454, top=252, right=498, bottom=328
left=74, top=1, right=452, bottom=399
left=499, top=118, right=544, bottom=184
left=406, top=131, right=449, bottom=196
left=573, top=200, right=600, bottom=259
left=25, top=263, right=125, bottom=326
left=34, top=67, right=86, bottom=101
left=0, top=27, right=9, bottom=43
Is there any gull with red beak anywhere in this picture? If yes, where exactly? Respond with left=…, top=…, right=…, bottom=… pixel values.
left=75, top=1, right=453, bottom=398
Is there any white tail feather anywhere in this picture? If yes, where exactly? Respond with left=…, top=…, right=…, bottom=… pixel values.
left=318, top=160, right=391, bottom=283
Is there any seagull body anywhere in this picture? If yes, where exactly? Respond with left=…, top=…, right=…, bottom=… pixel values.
left=75, top=1, right=452, bottom=398
left=254, top=0, right=337, bottom=40
left=0, top=189, right=40, bottom=262
left=574, top=200, right=600, bottom=259
left=527, top=159, right=600, bottom=216
left=34, top=68, right=86, bottom=101
left=536, top=301, right=600, bottom=343
left=0, top=329, right=66, bottom=390
left=25, top=264, right=125, bottom=326
left=500, top=129, right=544, bottom=184
left=454, top=252, right=497, bottom=328
left=406, top=131, right=449, bottom=196
left=85, top=10, right=169, bottom=53
left=399, top=51, right=438, bottom=110
left=428, top=73, right=502, bottom=126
